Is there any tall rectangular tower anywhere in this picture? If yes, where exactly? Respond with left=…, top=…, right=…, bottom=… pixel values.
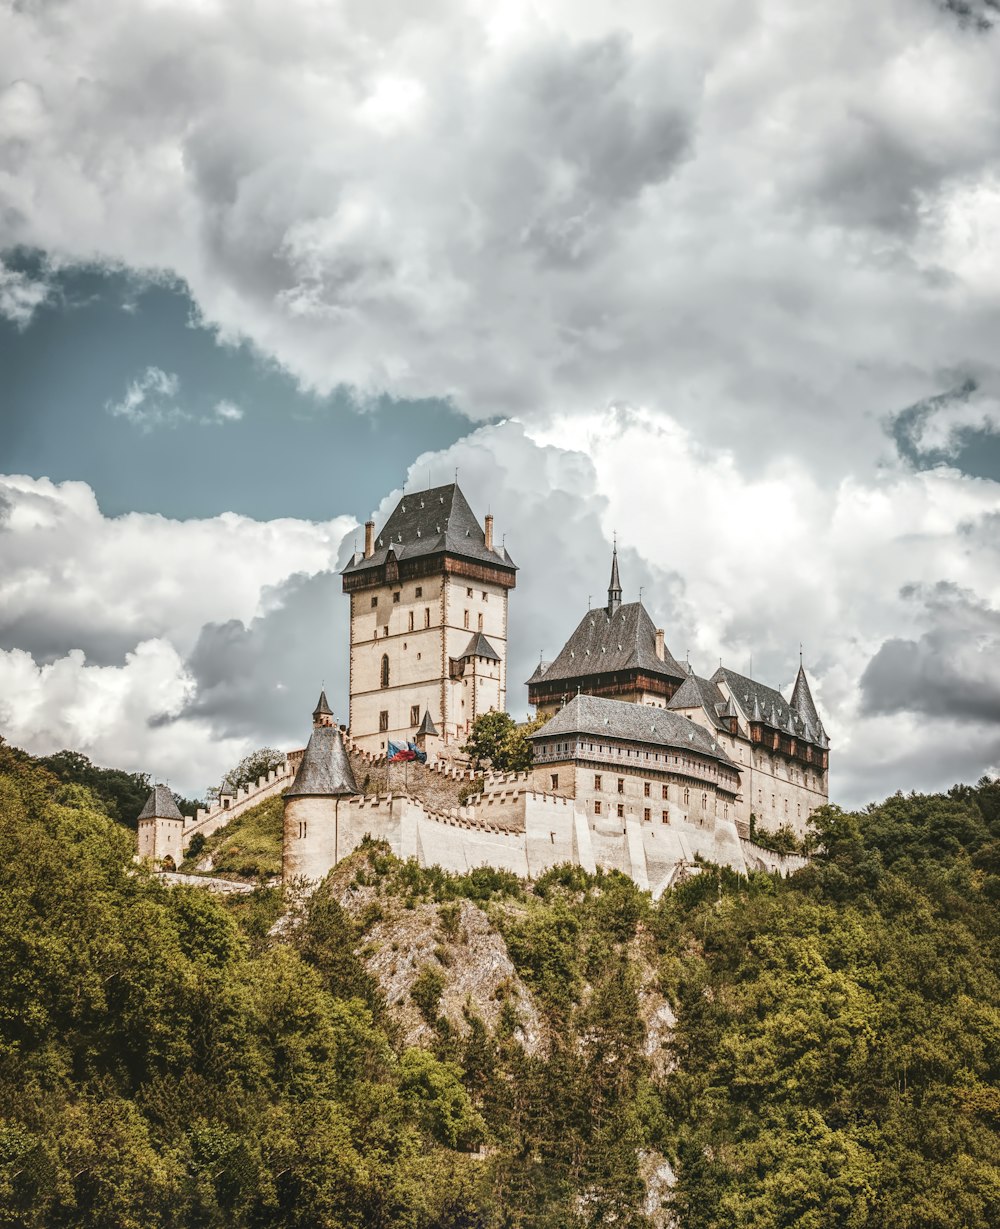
left=341, top=484, right=517, bottom=756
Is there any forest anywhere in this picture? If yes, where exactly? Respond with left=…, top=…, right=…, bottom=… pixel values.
left=1, top=734, right=998, bottom=1227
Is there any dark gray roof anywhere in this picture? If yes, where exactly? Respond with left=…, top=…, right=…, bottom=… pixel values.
left=312, top=689, right=333, bottom=718
left=667, top=673, right=728, bottom=730
left=790, top=664, right=821, bottom=729
left=285, top=724, right=358, bottom=798
left=529, top=694, right=736, bottom=767
left=459, top=631, right=500, bottom=662
left=533, top=602, right=685, bottom=687
left=525, top=659, right=552, bottom=686
left=713, top=666, right=825, bottom=746
left=137, top=784, right=183, bottom=822
left=417, top=709, right=438, bottom=736
left=342, top=483, right=515, bottom=576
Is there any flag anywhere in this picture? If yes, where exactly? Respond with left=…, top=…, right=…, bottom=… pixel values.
left=387, top=741, right=417, bottom=762
left=407, top=741, right=427, bottom=764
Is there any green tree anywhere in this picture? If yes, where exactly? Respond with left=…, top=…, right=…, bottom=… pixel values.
left=462, top=711, right=547, bottom=773
left=209, top=747, right=286, bottom=801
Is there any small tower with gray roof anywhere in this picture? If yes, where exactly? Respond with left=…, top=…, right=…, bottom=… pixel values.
left=283, top=693, right=359, bottom=883
left=341, top=483, right=516, bottom=756
left=136, top=783, right=185, bottom=869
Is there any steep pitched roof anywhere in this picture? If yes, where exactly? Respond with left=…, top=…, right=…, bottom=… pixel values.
left=285, top=724, right=358, bottom=798
left=525, top=659, right=552, bottom=686
left=712, top=666, right=826, bottom=745
left=342, top=483, right=515, bottom=577
left=790, top=663, right=821, bottom=729
left=417, top=710, right=438, bottom=736
left=458, top=632, right=500, bottom=662
left=529, top=693, right=736, bottom=767
left=312, top=689, right=333, bottom=719
left=137, top=784, right=183, bottom=822
left=532, top=602, right=685, bottom=687
left=666, top=673, right=729, bottom=730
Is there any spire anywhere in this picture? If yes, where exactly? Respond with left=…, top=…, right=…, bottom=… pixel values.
left=286, top=724, right=358, bottom=798
left=790, top=661, right=821, bottom=730
left=312, top=689, right=334, bottom=727
left=607, top=538, right=622, bottom=616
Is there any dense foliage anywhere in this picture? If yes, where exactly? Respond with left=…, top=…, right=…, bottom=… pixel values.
left=1, top=733, right=999, bottom=1227
left=180, top=794, right=284, bottom=881
left=461, top=712, right=547, bottom=773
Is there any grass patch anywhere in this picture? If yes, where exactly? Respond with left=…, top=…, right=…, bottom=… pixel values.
left=180, top=793, right=284, bottom=880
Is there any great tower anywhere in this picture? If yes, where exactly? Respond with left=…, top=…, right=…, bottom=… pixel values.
left=341, top=483, right=516, bottom=755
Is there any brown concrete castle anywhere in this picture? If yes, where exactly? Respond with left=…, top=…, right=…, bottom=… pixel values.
left=137, top=482, right=828, bottom=890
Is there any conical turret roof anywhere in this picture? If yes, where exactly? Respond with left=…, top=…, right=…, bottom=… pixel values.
left=312, top=689, right=333, bottom=720
left=417, top=709, right=438, bottom=736
left=285, top=724, right=358, bottom=798
left=137, top=784, right=183, bottom=822
left=790, top=663, right=821, bottom=729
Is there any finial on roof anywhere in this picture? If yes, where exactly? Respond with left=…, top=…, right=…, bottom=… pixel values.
left=312, top=689, right=334, bottom=726
left=607, top=540, right=622, bottom=616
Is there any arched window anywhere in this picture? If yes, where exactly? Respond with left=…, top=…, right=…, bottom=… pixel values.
left=380, top=654, right=389, bottom=688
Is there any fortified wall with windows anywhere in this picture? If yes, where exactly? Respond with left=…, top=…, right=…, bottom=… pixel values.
left=136, top=481, right=827, bottom=889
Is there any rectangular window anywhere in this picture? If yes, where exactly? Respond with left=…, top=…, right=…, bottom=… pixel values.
left=478, top=612, right=484, bottom=631
left=551, top=774, right=559, bottom=790
left=464, top=610, right=470, bottom=629
left=408, top=611, right=415, bottom=632
left=371, top=596, right=378, bottom=608
left=482, top=591, right=488, bottom=601
left=379, top=710, right=389, bottom=732
left=594, top=774, right=602, bottom=790
left=617, top=803, right=624, bottom=819
left=410, top=704, right=420, bottom=725
left=702, top=793, right=708, bottom=809
left=662, top=784, right=668, bottom=800
left=644, top=781, right=651, bottom=797
left=424, top=608, right=431, bottom=628
left=467, top=587, right=473, bottom=597
left=298, top=820, right=307, bottom=839
left=662, top=811, right=669, bottom=824
left=594, top=800, right=602, bottom=815
left=392, top=591, right=400, bottom=603
left=683, top=788, right=690, bottom=805
left=617, top=778, right=625, bottom=794
left=644, top=808, right=650, bottom=822
left=383, top=625, right=388, bottom=638
left=415, top=586, right=422, bottom=598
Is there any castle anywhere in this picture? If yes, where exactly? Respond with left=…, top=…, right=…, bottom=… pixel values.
left=137, top=483, right=828, bottom=891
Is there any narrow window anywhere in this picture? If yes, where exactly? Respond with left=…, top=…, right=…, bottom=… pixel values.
left=662, top=784, right=668, bottom=800
left=478, top=612, right=484, bottom=631
left=408, top=611, right=415, bottom=632
left=617, top=803, right=624, bottom=819
left=383, top=625, right=388, bottom=638
left=424, top=608, right=430, bottom=628
left=371, top=595, right=378, bottom=608
left=410, top=704, right=420, bottom=725
left=594, top=800, right=602, bottom=815
left=644, top=808, right=650, bottom=822
left=644, top=781, right=651, bottom=797
left=415, top=586, right=422, bottom=598
left=702, top=793, right=708, bottom=810
left=594, top=774, right=602, bottom=791
left=467, top=587, right=473, bottom=598
left=379, top=710, right=389, bottom=732
left=392, top=591, right=400, bottom=603
left=617, top=778, right=625, bottom=794
left=662, top=810, right=669, bottom=824
left=683, top=788, right=690, bottom=805
left=481, top=591, right=487, bottom=601
left=464, top=610, right=470, bottom=629
left=380, top=654, right=390, bottom=688
left=551, top=774, right=559, bottom=790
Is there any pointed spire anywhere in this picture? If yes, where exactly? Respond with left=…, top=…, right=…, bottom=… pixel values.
left=312, top=689, right=334, bottom=726
left=607, top=537, right=622, bottom=616
left=751, top=692, right=763, bottom=723
left=417, top=709, right=438, bottom=737
left=790, top=661, right=821, bottom=730
left=286, top=723, right=357, bottom=798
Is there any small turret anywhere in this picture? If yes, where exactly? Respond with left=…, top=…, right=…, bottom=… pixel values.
left=607, top=543, right=622, bottom=617
left=312, top=689, right=334, bottom=728
left=136, top=783, right=185, bottom=869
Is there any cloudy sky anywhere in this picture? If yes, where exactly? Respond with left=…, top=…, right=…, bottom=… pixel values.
left=2, top=0, right=1000, bottom=806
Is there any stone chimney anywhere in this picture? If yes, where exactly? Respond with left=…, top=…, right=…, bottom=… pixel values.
left=655, top=628, right=665, bottom=661
left=364, top=520, right=375, bottom=558
left=484, top=513, right=494, bottom=551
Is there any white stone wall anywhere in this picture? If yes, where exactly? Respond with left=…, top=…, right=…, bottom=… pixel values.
left=348, top=569, right=509, bottom=754
left=136, top=816, right=184, bottom=866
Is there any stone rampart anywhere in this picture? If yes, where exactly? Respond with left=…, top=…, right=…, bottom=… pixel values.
left=182, top=761, right=294, bottom=849
left=739, top=839, right=810, bottom=876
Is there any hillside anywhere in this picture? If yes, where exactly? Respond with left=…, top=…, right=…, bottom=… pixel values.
left=181, top=793, right=284, bottom=880
left=1, top=734, right=999, bottom=1227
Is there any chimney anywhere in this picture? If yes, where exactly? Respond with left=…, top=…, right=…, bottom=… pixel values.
left=484, top=513, right=494, bottom=551
left=364, top=520, right=375, bottom=558
left=655, top=628, right=665, bottom=661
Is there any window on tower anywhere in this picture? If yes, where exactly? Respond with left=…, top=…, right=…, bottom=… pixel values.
left=392, top=591, right=400, bottom=603
left=379, top=710, right=389, bottom=731
left=408, top=611, right=414, bottom=632
left=478, top=613, right=484, bottom=631
left=371, top=596, right=378, bottom=608
left=410, top=704, right=421, bottom=725
left=415, top=586, right=423, bottom=598
left=464, top=610, right=470, bottom=629
left=424, top=608, right=431, bottom=628
left=380, top=655, right=390, bottom=688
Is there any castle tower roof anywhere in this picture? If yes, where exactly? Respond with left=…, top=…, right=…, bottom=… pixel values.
left=607, top=543, right=622, bottom=616
left=417, top=709, right=438, bottom=737
left=137, top=784, right=183, bottom=822
left=458, top=631, right=500, bottom=662
left=285, top=724, right=358, bottom=799
left=790, top=662, right=821, bottom=729
left=312, top=689, right=333, bottom=722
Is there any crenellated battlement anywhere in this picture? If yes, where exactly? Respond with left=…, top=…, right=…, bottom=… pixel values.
left=182, top=759, right=297, bottom=849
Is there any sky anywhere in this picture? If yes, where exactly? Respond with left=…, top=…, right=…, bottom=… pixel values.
left=1, top=0, right=1000, bottom=806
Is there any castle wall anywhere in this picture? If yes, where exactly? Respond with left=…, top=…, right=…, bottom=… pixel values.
left=183, top=763, right=294, bottom=848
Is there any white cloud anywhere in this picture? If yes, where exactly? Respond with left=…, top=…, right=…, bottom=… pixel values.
left=4, top=0, right=999, bottom=475
left=105, top=365, right=183, bottom=429
left=0, top=258, right=50, bottom=327
left=213, top=398, right=244, bottom=421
